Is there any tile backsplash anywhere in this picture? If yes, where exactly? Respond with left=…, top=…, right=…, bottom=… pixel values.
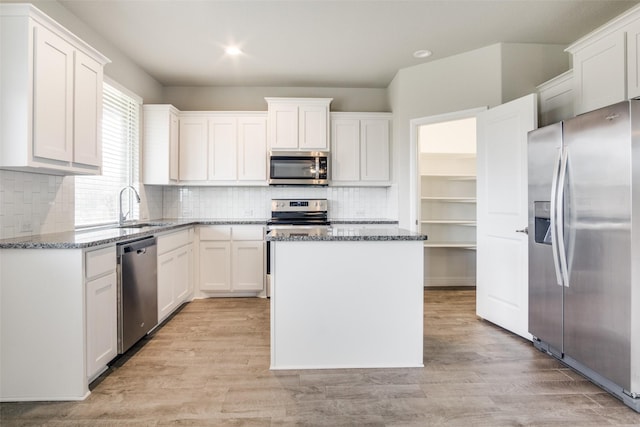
left=155, top=186, right=394, bottom=220
left=0, top=170, right=75, bottom=239
left=1, top=168, right=396, bottom=239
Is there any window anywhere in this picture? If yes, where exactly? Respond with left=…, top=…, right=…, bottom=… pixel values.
left=75, top=80, right=141, bottom=227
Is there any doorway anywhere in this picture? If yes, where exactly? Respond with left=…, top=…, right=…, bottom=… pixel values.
left=409, top=107, right=485, bottom=287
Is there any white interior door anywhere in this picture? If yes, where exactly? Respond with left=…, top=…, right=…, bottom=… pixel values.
left=476, top=94, right=537, bottom=339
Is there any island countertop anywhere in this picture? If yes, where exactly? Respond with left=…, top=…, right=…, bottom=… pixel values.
left=267, top=227, right=427, bottom=242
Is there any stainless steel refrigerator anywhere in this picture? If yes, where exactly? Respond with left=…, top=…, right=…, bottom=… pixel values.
left=528, top=100, right=639, bottom=412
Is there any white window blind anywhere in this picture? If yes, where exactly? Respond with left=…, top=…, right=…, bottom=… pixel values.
left=75, top=81, right=141, bottom=227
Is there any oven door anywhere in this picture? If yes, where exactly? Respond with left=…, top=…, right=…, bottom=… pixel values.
left=269, top=151, right=328, bottom=185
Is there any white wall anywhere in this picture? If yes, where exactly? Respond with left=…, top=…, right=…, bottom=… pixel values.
left=419, top=118, right=477, bottom=154
left=163, top=86, right=389, bottom=112
left=390, top=43, right=569, bottom=228
left=501, top=43, right=570, bottom=104
left=389, top=44, right=503, bottom=229
left=9, top=0, right=164, bottom=102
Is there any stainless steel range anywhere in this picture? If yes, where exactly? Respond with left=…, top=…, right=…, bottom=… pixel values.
left=265, top=198, right=331, bottom=295
left=268, top=198, right=329, bottom=229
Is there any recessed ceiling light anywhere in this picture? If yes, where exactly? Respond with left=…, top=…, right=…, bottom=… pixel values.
left=413, top=49, right=432, bottom=59
left=225, top=46, right=243, bottom=56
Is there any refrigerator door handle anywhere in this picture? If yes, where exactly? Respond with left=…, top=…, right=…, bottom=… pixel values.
left=550, top=148, right=564, bottom=286
left=556, top=147, right=570, bottom=287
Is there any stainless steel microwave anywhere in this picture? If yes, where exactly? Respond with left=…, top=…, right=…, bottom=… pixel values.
left=268, top=151, right=329, bottom=186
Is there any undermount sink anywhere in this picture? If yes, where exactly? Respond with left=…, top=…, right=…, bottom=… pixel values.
left=118, top=222, right=172, bottom=229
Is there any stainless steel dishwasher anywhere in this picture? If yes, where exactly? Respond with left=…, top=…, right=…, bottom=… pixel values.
left=117, top=237, right=158, bottom=354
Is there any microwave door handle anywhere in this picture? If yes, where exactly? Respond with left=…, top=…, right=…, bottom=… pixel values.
left=549, top=147, right=564, bottom=286
left=315, top=157, right=320, bottom=179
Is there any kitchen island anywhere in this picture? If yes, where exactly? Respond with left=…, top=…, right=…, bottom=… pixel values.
left=267, top=227, right=427, bottom=370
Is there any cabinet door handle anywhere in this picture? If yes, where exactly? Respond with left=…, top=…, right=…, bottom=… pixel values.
left=516, top=227, right=528, bottom=234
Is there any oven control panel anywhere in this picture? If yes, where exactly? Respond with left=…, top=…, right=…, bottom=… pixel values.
left=271, top=199, right=327, bottom=212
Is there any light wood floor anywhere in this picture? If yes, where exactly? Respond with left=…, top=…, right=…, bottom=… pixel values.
left=2, top=289, right=639, bottom=426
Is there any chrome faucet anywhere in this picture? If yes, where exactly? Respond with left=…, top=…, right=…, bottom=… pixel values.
left=119, top=185, right=141, bottom=226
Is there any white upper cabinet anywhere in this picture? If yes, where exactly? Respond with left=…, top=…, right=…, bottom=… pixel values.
left=208, top=116, right=238, bottom=181
left=537, top=70, right=574, bottom=126
left=73, top=50, right=104, bottom=167
left=360, top=118, right=390, bottom=182
left=570, top=31, right=626, bottom=115
left=0, top=4, right=109, bottom=175
left=32, top=24, right=74, bottom=163
left=330, top=112, right=392, bottom=186
left=331, top=118, right=361, bottom=182
left=266, top=98, right=332, bottom=151
left=566, top=4, right=640, bottom=114
left=142, top=105, right=180, bottom=185
left=208, top=115, right=268, bottom=183
left=626, top=18, right=640, bottom=99
left=206, top=113, right=267, bottom=184
left=179, top=115, right=209, bottom=181
left=175, top=112, right=267, bottom=185
left=237, top=116, right=268, bottom=181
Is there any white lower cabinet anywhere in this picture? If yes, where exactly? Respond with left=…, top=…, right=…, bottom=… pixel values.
left=200, top=241, right=231, bottom=291
left=86, top=272, right=117, bottom=380
left=232, top=241, right=264, bottom=291
left=85, top=246, right=117, bottom=381
left=199, top=225, right=264, bottom=294
left=157, top=228, right=194, bottom=323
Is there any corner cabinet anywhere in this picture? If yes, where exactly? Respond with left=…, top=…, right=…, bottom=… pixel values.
left=420, top=153, right=477, bottom=287
left=143, top=109, right=268, bottom=184
left=142, top=105, right=180, bottom=185
left=198, top=225, right=265, bottom=296
left=567, top=4, right=640, bottom=114
left=266, top=98, right=332, bottom=151
left=0, top=4, right=110, bottom=175
left=331, top=112, right=392, bottom=186
left=0, top=244, right=116, bottom=400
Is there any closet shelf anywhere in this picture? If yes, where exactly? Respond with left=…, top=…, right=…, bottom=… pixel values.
left=421, top=197, right=476, bottom=203
left=421, top=175, right=476, bottom=181
left=424, top=242, right=477, bottom=249
left=421, top=220, right=476, bottom=225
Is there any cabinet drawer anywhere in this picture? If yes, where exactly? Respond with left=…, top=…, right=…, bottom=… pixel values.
left=157, top=228, right=191, bottom=254
left=232, top=226, right=265, bottom=241
left=85, top=246, right=116, bottom=280
left=200, top=226, right=232, bottom=241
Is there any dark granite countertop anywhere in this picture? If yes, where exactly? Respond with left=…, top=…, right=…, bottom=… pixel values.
left=330, top=219, right=398, bottom=225
left=0, top=219, right=269, bottom=249
left=0, top=218, right=414, bottom=249
left=267, top=227, right=427, bottom=242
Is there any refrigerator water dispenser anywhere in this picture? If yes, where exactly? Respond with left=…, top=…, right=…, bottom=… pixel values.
left=534, top=201, right=552, bottom=245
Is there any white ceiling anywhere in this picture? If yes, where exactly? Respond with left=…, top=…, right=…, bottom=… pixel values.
left=58, top=0, right=639, bottom=88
